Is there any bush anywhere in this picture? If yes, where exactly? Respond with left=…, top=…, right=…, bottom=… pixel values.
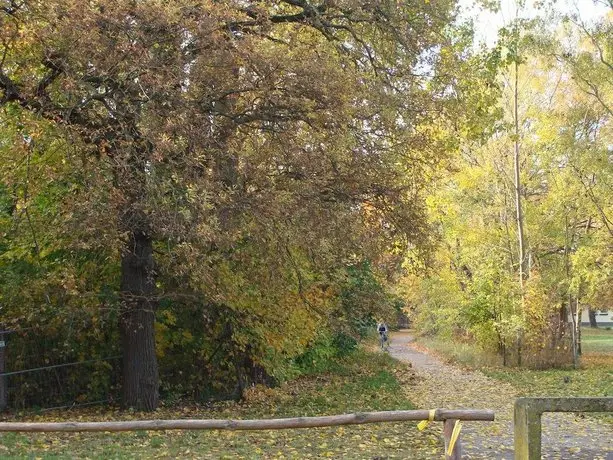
left=332, top=332, right=358, bottom=356
left=292, top=331, right=359, bottom=375
left=293, top=333, right=338, bottom=374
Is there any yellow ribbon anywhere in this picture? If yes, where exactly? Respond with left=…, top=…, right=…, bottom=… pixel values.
left=446, top=420, right=463, bottom=456
left=417, top=409, right=436, bottom=431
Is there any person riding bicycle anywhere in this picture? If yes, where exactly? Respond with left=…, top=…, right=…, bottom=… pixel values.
left=377, top=321, right=389, bottom=349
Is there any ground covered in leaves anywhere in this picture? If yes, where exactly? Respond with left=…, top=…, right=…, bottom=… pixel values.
left=2, top=332, right=611, bottom=459
left=0, top=349, right=444, bottom=459
left=408, top=330, right=612, bottom=459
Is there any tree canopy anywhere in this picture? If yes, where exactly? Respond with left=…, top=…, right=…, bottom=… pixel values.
left=0, top=0, right=471, bottom=410
left=2, top=0, right=609, bottom=411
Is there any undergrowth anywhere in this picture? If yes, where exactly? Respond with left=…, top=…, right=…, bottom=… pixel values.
left=415, top=332, right=613, bottom=425
left=415, top=336, right=501, bottom=368
left=0, top=347, right=445, bottom=459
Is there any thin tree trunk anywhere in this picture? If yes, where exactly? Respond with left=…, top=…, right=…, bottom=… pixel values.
left=513, top=55, right=527, bottom=288
left=564, top=215, right=579, bottom=368
left=0, top=331, right=7, bottom=411
left=500, top=190, right=516, bottom=272
left=119, top=230, right=159, bottom=411
left=569, top=301, right=579, bottom=368
left=588, top=310, right=598, bottom=328
left=576, top=300, right=582, bottom=355
left=513, top=28, right=527, bottom=367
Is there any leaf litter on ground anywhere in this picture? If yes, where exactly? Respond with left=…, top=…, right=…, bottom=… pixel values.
left=0, top=348, right=445, bottom=459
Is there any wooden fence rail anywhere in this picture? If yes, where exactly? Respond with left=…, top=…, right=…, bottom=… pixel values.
left=0, top=409, right=495, bottom=459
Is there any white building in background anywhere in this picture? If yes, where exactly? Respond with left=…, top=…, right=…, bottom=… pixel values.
left=574, top=309, right=613, bottom=327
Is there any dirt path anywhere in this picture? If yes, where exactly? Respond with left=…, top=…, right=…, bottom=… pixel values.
left=389, top=331, right=612, bottom=459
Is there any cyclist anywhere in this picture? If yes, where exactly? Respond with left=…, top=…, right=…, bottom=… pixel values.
left=377, top=320, right=389, bottom=351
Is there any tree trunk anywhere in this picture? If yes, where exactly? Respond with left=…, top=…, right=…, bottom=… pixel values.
left=576, top=300, right=582, bottom=355
left=513, top=33, right=527, bottom=367
left=513, top=51, right=527, bottom=288
left=564, top=217, right=579, bottom=368
left=0, top=331, right=7, bottom=411
left=569, top=301, right=579, bottom=369
left=119, top=231, right=159, bottom=411
left=588, top=310, right=598, bottom=328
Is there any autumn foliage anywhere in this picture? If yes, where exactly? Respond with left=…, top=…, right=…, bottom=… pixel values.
left=0, top=0, right=464, bottom=409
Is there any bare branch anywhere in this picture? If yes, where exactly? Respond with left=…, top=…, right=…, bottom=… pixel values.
left=569, top=16, right=613, bottom=74
left=574, top=74, right=613, bottom=117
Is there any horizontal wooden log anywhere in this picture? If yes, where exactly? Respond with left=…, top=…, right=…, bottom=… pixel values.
left=0, top=409, right=494, bottom=433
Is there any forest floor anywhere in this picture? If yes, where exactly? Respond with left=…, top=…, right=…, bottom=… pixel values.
left=0, top=333, right=611, bottom=459
left=390, top=330, right=613, bottom=459
left=0, top=349, right=443, bottom=459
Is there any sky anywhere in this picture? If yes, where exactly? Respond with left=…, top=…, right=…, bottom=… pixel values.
left=458, top=0, right=610, bottom=46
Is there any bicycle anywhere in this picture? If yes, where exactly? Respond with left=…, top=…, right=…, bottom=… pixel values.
left=379, top=331, right=389, bottom=352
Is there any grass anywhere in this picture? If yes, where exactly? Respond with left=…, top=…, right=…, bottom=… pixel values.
left=581, top=327, right=613, bottom=354
left=415, top=333, right=612, bottom=396
left=415, top=331, right=613, bottom=425
left=482, top=366, right=613, bottom=398
left=415, top=336, right=502, bottom=368
left=0, top=349, right=443, bottom=459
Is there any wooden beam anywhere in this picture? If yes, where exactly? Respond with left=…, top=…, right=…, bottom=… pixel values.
left=0, top=409, right=494, bottom=433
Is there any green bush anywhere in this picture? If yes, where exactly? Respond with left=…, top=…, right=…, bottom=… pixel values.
left=293, top=333, right=338, bottom=374
left=332, top=332, right=358, bottom=356
left=292, top=331, right=359, bottom=376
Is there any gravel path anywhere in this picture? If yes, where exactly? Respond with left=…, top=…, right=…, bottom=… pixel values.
left=389, top=330, right=612, bottom=459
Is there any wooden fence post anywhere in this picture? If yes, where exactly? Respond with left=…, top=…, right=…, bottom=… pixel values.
left=443, top=419, right=462, bottom=460
left=514, top=397, right=613, bottom=460
left=514, top=399, right=542, bottom=459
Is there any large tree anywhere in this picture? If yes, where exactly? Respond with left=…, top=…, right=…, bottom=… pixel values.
left=1, top=0, right=459, bottom=409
